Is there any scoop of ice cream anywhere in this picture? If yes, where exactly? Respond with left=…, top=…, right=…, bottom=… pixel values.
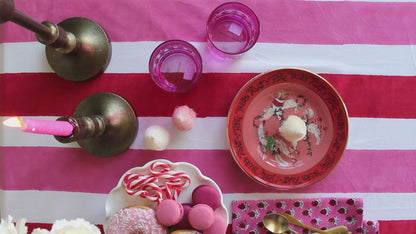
left=172, top=105, right=196, bottom=131
left=144, top=125, right=170, bottom=151
left=279, top=115, right=306, bottom=142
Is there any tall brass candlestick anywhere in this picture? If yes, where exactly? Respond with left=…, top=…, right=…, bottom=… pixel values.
left=55, top=92, right=138, bottom=157
left=0, top=0, right=111, bottom=81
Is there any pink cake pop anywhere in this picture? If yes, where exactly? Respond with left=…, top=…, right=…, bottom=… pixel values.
left=172, top=105, right=196, bottom=131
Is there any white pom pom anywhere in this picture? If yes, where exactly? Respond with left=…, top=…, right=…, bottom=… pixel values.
left=143, top=125, right=170, bottom=151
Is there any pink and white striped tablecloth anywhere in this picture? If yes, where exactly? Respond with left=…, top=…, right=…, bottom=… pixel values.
left=1, top=0, right=416, bottom=233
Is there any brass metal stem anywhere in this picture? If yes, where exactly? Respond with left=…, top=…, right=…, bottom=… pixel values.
left=55, top=116, right=106, bottom=143
left=0, top=0, right=111, bottom=81
left=54, top=93, right=138, bottom=157
left=0, top=0, right=76, bottom=54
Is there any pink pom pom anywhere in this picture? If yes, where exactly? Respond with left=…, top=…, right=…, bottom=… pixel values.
left=172, top=105, right=196, bottom=131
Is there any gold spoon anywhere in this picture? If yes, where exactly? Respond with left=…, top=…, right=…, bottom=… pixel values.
left=263, top=213, right=299, bottom=234
left=278, top=213, right=330, bottom=234
left=263, top=213, right=348, bottom=234
left=312, top=226, right=349, bottom=234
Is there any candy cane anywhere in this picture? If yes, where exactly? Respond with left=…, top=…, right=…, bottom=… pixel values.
left=171, top=187, right=181, bottom=201
left=125, top=182, right=162, bottom=195
left=125, top=182, right=163, bottom=203
left=123, top=173, right=158, bottom=190
left=161, top=183, right=173, bottom=200
left=149, top=161, right=172, bottom=176
left=152, top=162, right=191, bottom=199
left=125, top=190, right=162, bottom=203
left=123, top=173, right=162, bottom=202
left=149, top=161, right=191, bottom=187
left=156, top=169, right=190, bottom=183
left=159, top=175, right=190, bottom=200
left=123, top=161, right=192, bottom=202
left=159, top=172, right=191, bottom=188
left=159, top=183, right=182, bottom=200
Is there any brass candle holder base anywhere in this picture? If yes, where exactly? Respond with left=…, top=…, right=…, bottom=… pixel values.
left=45, top=17, right=111, bottom=81
left=0, top=0, right=111, bottom=81
left=55, top=92, right=138, bottom=157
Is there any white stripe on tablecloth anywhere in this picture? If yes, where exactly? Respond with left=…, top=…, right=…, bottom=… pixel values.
left=1, top=117, right=416, bottom=150
left=1, top=42, right=416, bottom=76
left=1, top=190, right=415, bottom=224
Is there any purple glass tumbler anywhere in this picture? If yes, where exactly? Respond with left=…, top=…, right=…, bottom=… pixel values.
left=149, top=40, right=203, bottom=92
left=206, top=2, right=260, bottom=59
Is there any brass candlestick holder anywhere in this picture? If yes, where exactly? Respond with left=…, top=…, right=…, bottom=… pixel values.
left=55, top=92, right=138, bottom=157
left=0, top=0, right=111, bottom=81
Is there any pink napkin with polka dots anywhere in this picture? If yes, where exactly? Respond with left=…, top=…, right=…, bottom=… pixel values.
left=232, top=198, right=379, bottom=234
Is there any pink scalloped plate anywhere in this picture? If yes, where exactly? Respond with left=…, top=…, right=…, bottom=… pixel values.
left=227, top=68, right=349, bottom=190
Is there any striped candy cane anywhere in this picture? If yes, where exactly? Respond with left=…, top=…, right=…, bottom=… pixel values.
left=122, top=161, right=192, bottom=202
left=149, top=161, right=171, bottom=176
left=123, top=173, right=158, bottom=190
left=125, top=181, right=163, bottom=203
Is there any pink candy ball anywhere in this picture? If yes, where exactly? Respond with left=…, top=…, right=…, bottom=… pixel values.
left=188, top=204, right=214, bottom=230
left=172, top=105, right=196, bottom=131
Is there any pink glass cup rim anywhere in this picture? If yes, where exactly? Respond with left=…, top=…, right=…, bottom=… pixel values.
left=148, top=39, right=203, bottom=92
left=206, top=2, right=260, bottom=56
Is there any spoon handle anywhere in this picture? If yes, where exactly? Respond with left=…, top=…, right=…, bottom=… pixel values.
left=279, top=213, right=330, bottom=234
left=312, top=225, right=349, bottom=234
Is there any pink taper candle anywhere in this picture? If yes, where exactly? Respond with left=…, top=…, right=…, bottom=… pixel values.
left=3, top=117, right=74, bottom=136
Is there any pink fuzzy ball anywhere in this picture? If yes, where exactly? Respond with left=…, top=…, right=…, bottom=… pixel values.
left=172, top=105, right=196, bottom=131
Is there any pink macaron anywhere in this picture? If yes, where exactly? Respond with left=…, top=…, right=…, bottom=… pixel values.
left=156, top=199, right=184, bottom=226
left=174, top=203, right=193, bottom=230
left=204, top=212, right=227, bottom=234
left=192, top=184, right=221, bottom=210
left=187, top=204, right=215, bottom=230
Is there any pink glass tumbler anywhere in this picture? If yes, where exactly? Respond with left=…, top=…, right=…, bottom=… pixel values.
left=149, top=40, right=203, bottom=92
left=206, top=2, right=260, bottom=59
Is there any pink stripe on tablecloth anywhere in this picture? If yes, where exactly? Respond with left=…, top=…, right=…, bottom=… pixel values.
left=2, top=73, right=416, bottom=118
left=1, top=147, right=415, bottom=193
left=2, top=0, right=416, bottom=44
left=379, top=220, right=416, bottom=234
